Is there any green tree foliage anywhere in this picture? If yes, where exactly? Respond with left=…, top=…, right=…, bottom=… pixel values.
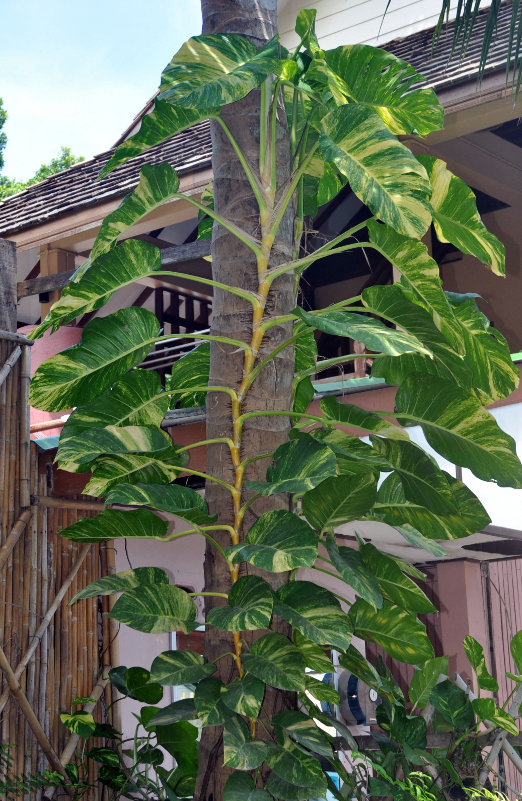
left=0, top=97, right=83, bottom=199
left=28, top=9, right=522, bottom=800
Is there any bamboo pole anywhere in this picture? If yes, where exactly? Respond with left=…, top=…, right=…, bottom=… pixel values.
left=0, top=329, right=34, bottom=345
left=0, top=645, right=69, bottom=780
left=0, top=507, right=33, bottom=572
left=0, top=544, right=91, bottom=715
left=19, top=345, right=31, bottom=509
left=0, top=344, right=21, bottom=390
left=29, top=416, right=69, bottom=433
left=33, top=495, right=104, bottom=511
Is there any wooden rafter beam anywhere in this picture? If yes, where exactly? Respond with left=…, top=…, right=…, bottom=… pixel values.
left=17, top=239, right=212, bottom=298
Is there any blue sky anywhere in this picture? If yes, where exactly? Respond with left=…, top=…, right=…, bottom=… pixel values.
left=0, top=0, right=202, bottom=180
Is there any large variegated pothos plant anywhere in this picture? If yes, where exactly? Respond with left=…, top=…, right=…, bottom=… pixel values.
left=29, top=10, right=522, bottom=801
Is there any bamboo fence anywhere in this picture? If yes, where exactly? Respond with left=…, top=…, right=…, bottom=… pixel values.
left=0, top=329, right=118, bottom=800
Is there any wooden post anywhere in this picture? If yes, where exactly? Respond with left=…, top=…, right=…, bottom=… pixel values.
left=39, top=246, right=76, bottom=320
left=0, top=239, right=17, bottom=333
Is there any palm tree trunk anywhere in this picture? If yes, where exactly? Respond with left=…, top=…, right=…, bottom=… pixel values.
left=195, top=2, right=296, bottom=798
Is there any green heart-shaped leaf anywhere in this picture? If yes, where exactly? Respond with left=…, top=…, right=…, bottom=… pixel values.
left=60, top=508, right=168, bottom=543
left=274, top=582, right=352, bottom=651
left=150, top=650, right=216, bottom=686
left=302, top=473, right=377, bottom=532
left=109, top=585, right=197, bottom=634
left=71, top=566, right=168, bottom=603
left=242, top=633, right=305, bottom=691
left=226, top=510, right=318, bottom=572
left=223, top=716, right=268, bottom=770
left=221, top=674, right=265, bottom=718
left=104, top=482, right=214, bottom=526
left=349, top=598, right=433, bottom=664
left=207, top=576, right=273, bottom=631
left=325, top=533, right=382, bottom=609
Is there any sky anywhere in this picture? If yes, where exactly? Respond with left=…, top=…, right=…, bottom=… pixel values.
left=0, top=0, right=202, bottom=180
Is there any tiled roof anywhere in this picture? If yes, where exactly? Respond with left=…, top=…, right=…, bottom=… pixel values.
left=385, top=1, right=518, bottom=91
left=0, top=120, right=211, bottom=237
left=0, top=3, right=516, bottom=238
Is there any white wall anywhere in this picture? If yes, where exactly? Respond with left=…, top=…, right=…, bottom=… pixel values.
left=278, top=0, right=459, bottom=50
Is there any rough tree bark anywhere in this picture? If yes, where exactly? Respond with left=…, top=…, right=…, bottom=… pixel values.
left=196, top=1, right=297, bottom=799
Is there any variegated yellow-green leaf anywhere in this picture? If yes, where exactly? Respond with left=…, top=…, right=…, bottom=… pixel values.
left=294, top=307, right=432, bottom=357
left=304, top=675, right=339, bottom=704
left=320, top=395, right=408, bottom=440
left=194, top=678, right=234, bottom=726
left=449, top=294, right=519, bottom=403
left=242, top=633, right=305, bottom=691
left=166, top=342, right=210, bottom=408
left=318, top=104, right=432, bottom=238
left=302, top=473, right=377, bottom=532
left=207, top=576, right=273, bottom=631
left=30, top=307, right=160, bottom=412
left=32, top=239, right=163, bottom=338
left=104, top=482, right=214, bottom=526
left=294, top=633, right=334, bottom=673
left=148, top=699, right=197, bottom=726
left=273, top=711, right=333, bottom=758
left=246, top=433, right=337, bottom=496
left=109, top=585, right=197, bottom=634
left=60, top=508, right=169, bottom=543
left=394, top=525, right=448, bottom=557
left=325, top=532, right=382, bottom=609
left=370, top=436, right=456, bottom=515
left=70, top=566, right=169, bottom=604
left=57, top=424, right=171, bottom=472
left=322, top=45, right=443, bottom=135
left=409, top=656, right=449, bottom=710
left=359, top=543, right=435, bottom=614
left=92, top=164, right=180, bottom=258
left=463, top=635, right=498, bottom=692
left=226, top=510, right=318, bottom=572
left=266, top=735, right=325, bottom=788
left=221, top=674, right=265, bottom=718
left=511, top=630, right=522, bottom=674
left=430, top=680, right=474, bottom=729
left=150, top=650, right=216, bottom=686
left=60, top=370, right=169, bottom=443
left=367, top=220, right=460, bottom=350
left=372, top=472, right=490, bottom=541
left=101, top=101, right=213, bottom=177
left=349, top=598, right=434, bottom=664
left=419, top=155, right=505, bottom=276
left=223, top=716, right=268, bottom=770
left=312, top=429, right=388, bottom=475
left=274, top=582, right=353, bottom=651
left=395, top=373, right=522, bottom=488
left=84, top=448, right=185, bottom=497
left=472, top=698, right=518, bottom=735
left=363, top=283, right=469, bottom=389
left=159, top=34, right=281, bottom=109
